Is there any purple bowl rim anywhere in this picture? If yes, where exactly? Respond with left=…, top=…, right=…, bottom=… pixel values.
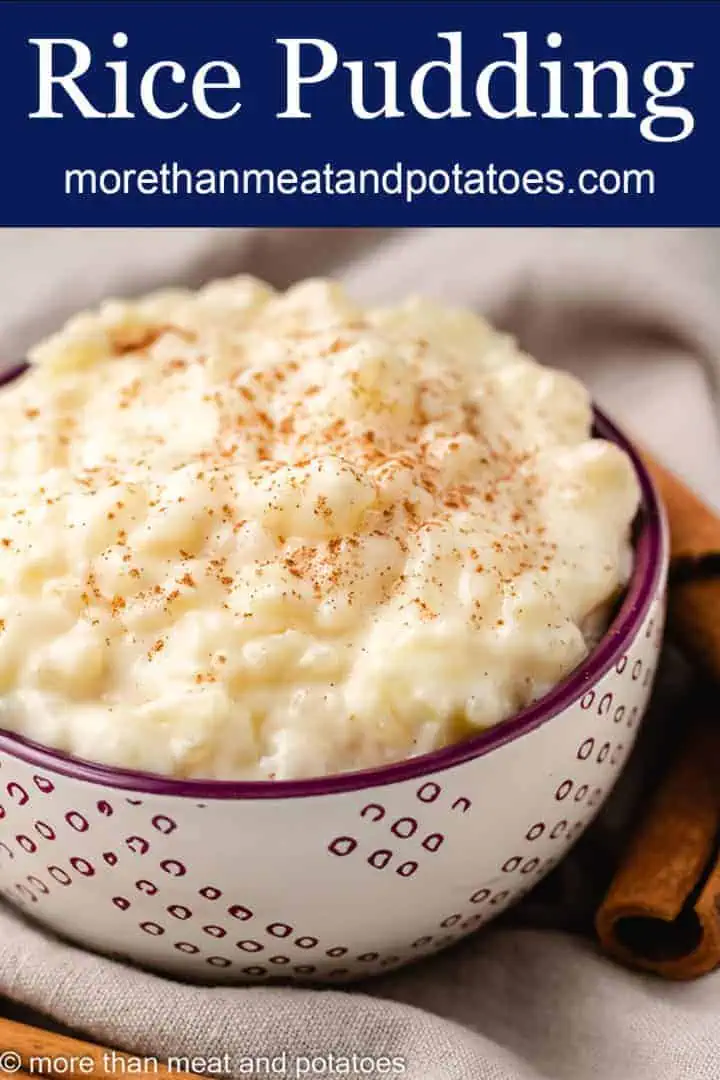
left=0, top=362, right=666, bottom=799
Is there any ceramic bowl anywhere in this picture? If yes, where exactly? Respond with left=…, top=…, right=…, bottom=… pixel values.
left=0, top=403, right=668, bottom=984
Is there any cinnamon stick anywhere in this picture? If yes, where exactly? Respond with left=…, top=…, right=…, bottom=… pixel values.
left=644, top=454, right=720, bottom=683
left=595, top=452, right=720, bottom=979
left=595, top=718, right=720, bottom=978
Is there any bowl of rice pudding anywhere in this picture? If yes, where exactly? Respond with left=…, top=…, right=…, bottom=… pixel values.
left=0, top=276, right=667, bottom=983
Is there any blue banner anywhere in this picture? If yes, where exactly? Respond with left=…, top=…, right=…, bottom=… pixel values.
left=0, top=1, right=715, bottom=225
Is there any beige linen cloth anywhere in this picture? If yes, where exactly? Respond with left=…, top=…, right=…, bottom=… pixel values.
left=0, top=228, right=719, bottom=1079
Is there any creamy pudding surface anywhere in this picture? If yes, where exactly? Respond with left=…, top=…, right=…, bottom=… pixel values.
left=0, top=277, right=640, bottom=780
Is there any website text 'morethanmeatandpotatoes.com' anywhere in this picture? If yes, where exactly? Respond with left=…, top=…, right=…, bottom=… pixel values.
left=63, top=160, right=656, bottom=202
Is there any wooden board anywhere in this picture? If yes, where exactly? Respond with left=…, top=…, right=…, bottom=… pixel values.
left=0, top=1013, right=194, bottom=1079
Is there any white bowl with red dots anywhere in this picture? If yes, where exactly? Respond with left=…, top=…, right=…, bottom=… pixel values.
left=0, top=410, right=668, bottom=984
